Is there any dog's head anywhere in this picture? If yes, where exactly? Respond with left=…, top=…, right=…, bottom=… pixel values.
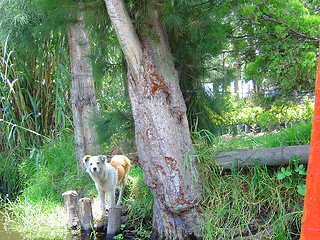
left=83, top=155, right=107, bottom=173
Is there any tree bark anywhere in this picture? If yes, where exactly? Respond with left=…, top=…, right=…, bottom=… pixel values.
left=67, top=13, right=100, bottom=173
left=104, top=1, right=203, bottom=238
left=215, top=145, right=309, bottom=169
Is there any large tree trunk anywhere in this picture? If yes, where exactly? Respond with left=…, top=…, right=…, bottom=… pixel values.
left=104, top=1, right=203, bottom=238
left=67, top=14, right=100, bottom=173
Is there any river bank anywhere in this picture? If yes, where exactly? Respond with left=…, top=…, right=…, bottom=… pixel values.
left=0, top=213, right=24, bottom=240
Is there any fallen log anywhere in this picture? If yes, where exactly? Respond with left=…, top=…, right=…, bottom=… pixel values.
left=215, top=145, right=309, bottom=170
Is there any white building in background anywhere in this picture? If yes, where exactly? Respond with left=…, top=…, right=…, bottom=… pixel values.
left=203, top=80, right=255, bottom=99
left=230, top=80, right=254, bottom=98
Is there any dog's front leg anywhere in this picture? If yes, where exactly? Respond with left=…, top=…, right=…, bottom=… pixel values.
left=98, top=189, right=106, bottom=218
left=108, top=190, right=115, bottom=207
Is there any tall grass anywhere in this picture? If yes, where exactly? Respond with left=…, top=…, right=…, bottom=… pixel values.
left=0, top=34, right=73, bottom=197
left=198, top=163, right=303, bottom=239
left=1, top=135, right=91, bottom=239
left=193, top=125, right=308, bottom=239
left=124, top=166, right=153, bottom=239
left=18, top=137, right=89, bottom=202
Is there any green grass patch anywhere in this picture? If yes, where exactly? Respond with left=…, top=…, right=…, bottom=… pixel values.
left=209, top=121, right=311, bottom=152
left=124, top=166, right=153, bottom=239
left=18, top=136, right=92, bottom=203
left=2, top=135, right=153, bottom=239
left=192, top=124, right=308, bottom=239
left=1, top=136, right=87, bottom=239
left=1, top=121, right=311, bottom=239
left=3, top=199, right=68, bottom=239
left=198, top=163, right=303, bottom=239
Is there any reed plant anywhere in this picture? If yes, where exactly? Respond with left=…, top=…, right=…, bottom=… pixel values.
left=0, top=34, right=72, bottom=152
left=0, top=33, right=73, bottom=198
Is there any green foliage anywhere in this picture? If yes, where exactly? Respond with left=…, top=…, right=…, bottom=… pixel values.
left=124, top=166, right=153, bottom=239
left=160, top=0, right=230, bottom=132
left=216, top=96, right=314, bottom=127
left=1, top=135, right=88, bottom=239
left=18, top=136, right=91, bottom=203
left=276, top=156, right=306, bottom=196
left=261, top=121, right=312, bottom=147
left=229, top=0, right=320, bottom=95
left=94, top=108, right=133, bottom=144
left=209, top=120, right=311, bottom=152
left=0, top=151, right=22, bottom=200
left=0, top=0, right=42, bottom=50
left=0, top=29, right=72, bottom=153
left=94, top=77, right=135, bottom=153
left=193, top=128, right=305, bottom=239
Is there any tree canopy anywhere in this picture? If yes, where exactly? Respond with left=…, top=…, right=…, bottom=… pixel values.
left=0, top=0, right=319, bottom=148
left=228, top=0, right=320, bottom=96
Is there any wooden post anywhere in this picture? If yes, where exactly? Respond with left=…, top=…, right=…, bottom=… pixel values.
left=78, top=198, right=94, bottom=234
left=107, top=206, right=122, bottom=239
left=300, top=42, right=320, bottom=239
left=62, top=191, right=79, bottom=230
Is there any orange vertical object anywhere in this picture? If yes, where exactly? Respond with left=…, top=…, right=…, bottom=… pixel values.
left=300, top=42, right=320, bottom=240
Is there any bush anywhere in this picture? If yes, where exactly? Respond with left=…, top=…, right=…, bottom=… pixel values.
left=215, top=97, right=314, bottom=127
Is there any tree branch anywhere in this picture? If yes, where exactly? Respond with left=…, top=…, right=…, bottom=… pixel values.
left=256, top=5, right=319, bottom=42
left=104, top=0, right=142, bottom=80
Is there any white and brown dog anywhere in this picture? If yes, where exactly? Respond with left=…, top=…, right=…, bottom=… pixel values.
left=83, top=155, right=131, bottom=218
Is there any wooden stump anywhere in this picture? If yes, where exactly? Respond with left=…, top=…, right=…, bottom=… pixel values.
left=107, top=206, right=122, bottom=239
left=62, top=191, right=79, bottom=230
left=78, top=198, right=94, bottom=234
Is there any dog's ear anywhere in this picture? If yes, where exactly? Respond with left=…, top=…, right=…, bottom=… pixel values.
left=99, top=155, right=107, bottom=162
left=83, top=155, right=91, bottom=165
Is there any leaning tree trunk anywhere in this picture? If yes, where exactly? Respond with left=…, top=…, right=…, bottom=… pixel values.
left=104, top=1, right=203, bottom=239
left=67, top=14, right=100, bottom=173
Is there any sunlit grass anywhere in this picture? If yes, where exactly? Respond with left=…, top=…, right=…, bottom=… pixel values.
left=210, top=120, right=311, bottom=152
left=3, top=198, right=68, bottom=239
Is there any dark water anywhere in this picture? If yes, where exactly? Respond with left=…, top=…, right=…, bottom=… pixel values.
left=0, top=214, right=126, bottom=240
